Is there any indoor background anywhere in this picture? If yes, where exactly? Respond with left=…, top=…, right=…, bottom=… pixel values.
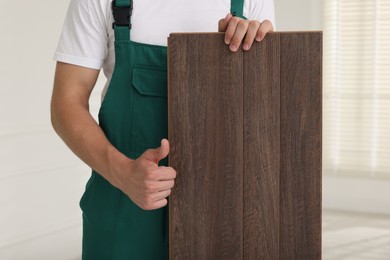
left=0, top=0, right=389, bottom=259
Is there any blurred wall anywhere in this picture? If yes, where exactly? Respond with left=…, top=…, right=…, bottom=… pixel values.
left=0, top=0, right=103, bottom=259
left=275, top=0, right=323, bottom=30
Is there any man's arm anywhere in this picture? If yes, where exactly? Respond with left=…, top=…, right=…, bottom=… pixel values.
left=51, top=62, right=176, bottom=210
left=51, top=62, right=121, bottom=183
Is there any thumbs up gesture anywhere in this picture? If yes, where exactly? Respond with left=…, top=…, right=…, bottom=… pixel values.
left=114, top=139, right=176, bottom=210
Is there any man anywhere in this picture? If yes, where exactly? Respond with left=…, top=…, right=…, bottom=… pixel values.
left=51, top=0, right=274, bottom=258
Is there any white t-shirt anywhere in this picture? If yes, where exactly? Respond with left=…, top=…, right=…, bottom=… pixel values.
left=54, top=0, right=275, bottom=92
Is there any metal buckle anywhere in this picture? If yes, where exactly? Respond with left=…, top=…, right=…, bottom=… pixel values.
left=112, top=0, right=133, bottom=29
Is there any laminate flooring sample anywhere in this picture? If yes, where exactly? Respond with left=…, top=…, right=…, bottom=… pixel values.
left=168, top=32, right=322, bottom=260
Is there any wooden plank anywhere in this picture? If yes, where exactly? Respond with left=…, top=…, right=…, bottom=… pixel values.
left=279, top=32, right=322, bottom=259
left=243, top=33, right=281, bottom=259
left=168, top=33, right=244, bottom=260
left=168, top=32, right=322, bottom=260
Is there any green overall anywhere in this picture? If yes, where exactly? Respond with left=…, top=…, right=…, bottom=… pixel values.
left=79, top=0, right=245, bottom=259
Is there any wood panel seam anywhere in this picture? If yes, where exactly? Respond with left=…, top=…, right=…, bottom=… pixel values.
left=241, top=50, right=245, bottom=260
left=278, top=35, right=282, bottom=260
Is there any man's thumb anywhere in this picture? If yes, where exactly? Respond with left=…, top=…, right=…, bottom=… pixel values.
left=143, top=139, right=170, bottom=164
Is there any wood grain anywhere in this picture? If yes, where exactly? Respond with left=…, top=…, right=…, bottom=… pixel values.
left=168, top=32, right=322, bottom=260
left=243, top=33, right=280, bottom=259
left=279, top=32, right=322, bottom=260
left=168, top=33, right=244, bottom=260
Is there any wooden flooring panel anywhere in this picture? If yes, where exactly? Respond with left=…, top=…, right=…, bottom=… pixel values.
left=168, top=33, right=244, bottom=260
left=243, top=34, right=281, bottom=260
left=168, top=32, right=322, bottom=260
left=279, top=32, right=322, bottom=259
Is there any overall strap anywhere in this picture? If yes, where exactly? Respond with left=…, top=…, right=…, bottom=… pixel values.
left=230, top=0, right=246, bottom=19
left=112, top=0, right=133, bottom=41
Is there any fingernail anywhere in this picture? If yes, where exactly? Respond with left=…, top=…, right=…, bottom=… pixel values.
left=225, top=38, right=230, bottom=45
left=230, top=44, right=238, bottom=52
left=243, top=43, right=249, bottom=50
left=256, top=36, right=261, bottom=42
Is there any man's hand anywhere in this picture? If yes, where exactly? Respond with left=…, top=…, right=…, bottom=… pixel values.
left=114, top=139, right=176, bottom=210
left=218, top=13, right=274, bottom=52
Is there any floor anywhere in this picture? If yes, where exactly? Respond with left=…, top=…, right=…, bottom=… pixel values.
left=323, top=210, right=390, bottom=260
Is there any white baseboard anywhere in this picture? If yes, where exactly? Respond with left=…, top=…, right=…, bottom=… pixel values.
left=323, top=175, right=390, bottom=215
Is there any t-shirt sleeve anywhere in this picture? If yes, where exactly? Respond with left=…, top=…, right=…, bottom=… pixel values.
left=248, top=0, right=276, bottom=29
left=53, top=0, right=109, bottom=70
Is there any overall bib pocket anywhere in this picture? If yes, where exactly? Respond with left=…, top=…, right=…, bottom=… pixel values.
left=131, top=65, right=168, bottom=152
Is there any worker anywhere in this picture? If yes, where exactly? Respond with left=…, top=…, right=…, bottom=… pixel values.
left=51, top=0, right=275, bottom=259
